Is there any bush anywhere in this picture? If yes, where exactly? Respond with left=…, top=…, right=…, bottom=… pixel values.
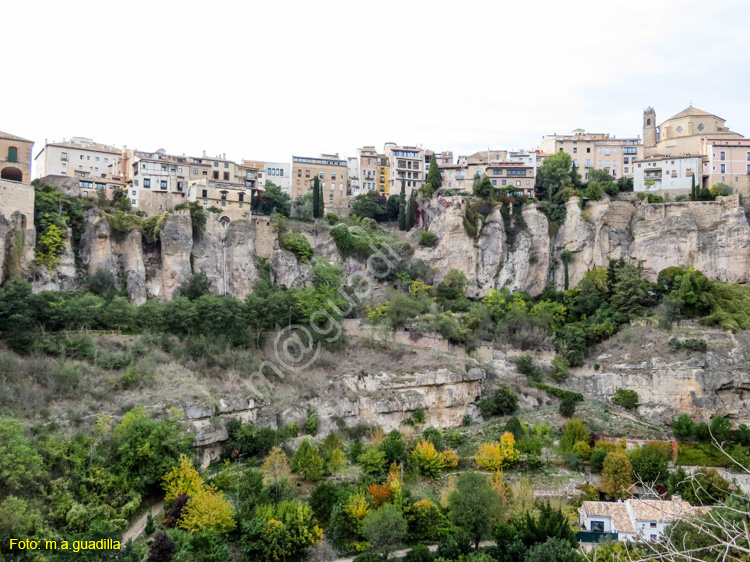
left=531, top=382, right=584, bottom=403
left=325, top=213, right=339, bottom=225
left=418, top=231, right=439, bottom=247
left=611, top=388, right=639, bottom=410
left=550, top=355, right=570, bottom=382
left=559, top=396, right=577, bottom=417
left=478, top=387, right=519, bottom=420
left=669, top=338, right=707, bottom=352
left=512, top=353, right=544, bottom=381
left=281, top=231, right=313, bottom=262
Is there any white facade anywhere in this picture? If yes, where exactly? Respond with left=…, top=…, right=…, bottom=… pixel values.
left=384, top=143, right=424, bottom=196
left=634, top=155, right=702, bottom=192
left=347, top=156, right=360, bottom=195
left=34, top=137, right=121, bottom=180
left=260, top=161, right=291, bottom=192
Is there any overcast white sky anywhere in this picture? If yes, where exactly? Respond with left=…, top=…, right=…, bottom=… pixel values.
left=5, top=0, right=750, bottom=169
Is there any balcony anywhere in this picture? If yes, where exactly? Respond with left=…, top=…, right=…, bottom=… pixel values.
left=644, top=171, right=662, bottom=180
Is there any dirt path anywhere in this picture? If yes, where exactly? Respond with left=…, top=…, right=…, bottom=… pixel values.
left=330, top=541, right=494, bottom=562
left=121, top=501, right=164, bottom=547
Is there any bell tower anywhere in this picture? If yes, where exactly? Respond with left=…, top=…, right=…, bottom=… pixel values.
left=643, top=107, right=657, bottom=156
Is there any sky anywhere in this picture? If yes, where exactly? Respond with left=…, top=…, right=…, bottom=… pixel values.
left=5, top=0, right=750, bottom=170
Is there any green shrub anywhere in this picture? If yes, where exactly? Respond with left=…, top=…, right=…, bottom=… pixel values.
left=669, top=338, right=707, bottom=352
left=559, top=396, right=577, bottom=418
left=478, top=387, right=519, bottom=420
left=550, top=355, right=570, bottom=382
left=612, top=389, right=639, bottom=410
left=418, top=231, right=439, bottom=247
left=512, top=353, right=543, bottom=381
left=280, top=231, right=313, bottom=262
left=531, top=382, right=584, bottom=402
left=325, top=213, right=339, bottom=225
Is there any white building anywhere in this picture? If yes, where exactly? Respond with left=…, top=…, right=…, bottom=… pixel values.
left=633, top=155, right=702, bottom=193
left=579, top=498, right=709, bottom=543
left=347, top=156, right=360, bottom=195
left=384, top=142, right=424, bottom=196
left=260, top=161, right=291, bottom=192
left=34, top=137, right=121, bottom=180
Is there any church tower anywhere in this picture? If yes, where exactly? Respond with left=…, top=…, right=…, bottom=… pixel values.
left=643, top=107, right=657, bottom=156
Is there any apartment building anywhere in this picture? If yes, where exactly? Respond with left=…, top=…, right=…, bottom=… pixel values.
left=538, top=130, right=643, bottom=179
left=1, top=130, right=33, bottom=183
left=702, top=137, right=750, bottom=190
left=188, top=179, right=250, bottom=221
left=347, top=157, right=360, bottom=195
left=633, top=155, right=702, bottom=193
left=384, top=143, right=423, bottom=196
left=34, top=137, right=121, bottom=180
left=291, top=154, right=348, bottom=204
left=262, top=162, right=291, bottom=192
left=425, top=150, right=453, bottom=175
left=440, top=161, right=533, bottom=196
left=128, top=149, right=199, bottom=214
left=357, top=146, right=381, bottom=194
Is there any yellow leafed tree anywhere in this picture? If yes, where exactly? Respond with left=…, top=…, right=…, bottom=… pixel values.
left=475, top=432, right=519, bottom=470
left=163, top=454, right=205, bottom=502
left=178, top=486, right=237, bottom=534
left=263, top=446, right=290, bottom=482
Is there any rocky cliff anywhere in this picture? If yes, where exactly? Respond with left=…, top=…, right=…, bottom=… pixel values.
left=8, top=193, right=750, bottom=301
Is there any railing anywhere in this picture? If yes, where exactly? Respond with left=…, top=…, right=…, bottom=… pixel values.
left=577, top=531, right=618, bottom=543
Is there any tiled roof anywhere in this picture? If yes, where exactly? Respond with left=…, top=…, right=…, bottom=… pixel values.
left=666, top=106, right=722, bottom=122
left=0, top=130, right=33, bottom=143
left=581, top=501, right=635, bottom=534
left=629, top=499, right=708, bottom=522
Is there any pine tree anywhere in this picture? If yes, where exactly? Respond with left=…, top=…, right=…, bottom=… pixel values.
left=312, top=175, right=321, bottom=219
left=398, top=179, right=406, bottom=231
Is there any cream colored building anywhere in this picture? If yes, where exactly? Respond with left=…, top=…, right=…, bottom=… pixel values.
left=357, top=146, right=379, bottom=193
left=1, top=130, right=34, bottom=184
left=34, top=137, right=121, bottom=180
left=128, top=149, right=196, bottom=214
left=188, top=179, right=251, bottom=221
left=538, top=130, right=643, bottom=179
left=291, top=154, right=348, bottom=204
left=642, top=106, right=749, bottom=193
left=384, top=143, right=423, bottom=196
left=633, top=155, right=702, bottom=193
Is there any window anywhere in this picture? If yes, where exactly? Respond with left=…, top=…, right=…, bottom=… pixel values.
left=61, top=171, right=66, bottom=176
left=202, top=189, right=208, bottom=198
left=224, top=162, right=229, bottom=168
left=586, top=147, right=591, bottom=153
left=95, top=157, right=100, bottom=162
left=221, top=201, right=226, bottom=206
left=332, top=173, right=336, bottom=180
left=203, top=170, right=207, bottom=175
left=280, top=169, right=284, bottom=176
left=492, top=179, right=497, bottom=186
left=516, top=180, right=521, bottom=186
left=221, top=192, right=227, bottom=200
left=573, top=147, right=577, bottom=153
left=81, top=155, right=85, bottom=160
left=177, top=181, right=184, bottom=191
left=624, top=167, right=629, bottom=173
left=721, top=164, right=726, bottom=173
left=624, top=157, right=629, bottom=164
left=591, top=521, right=605, bottom=533
left=214, top=162, right=219, bottom=167
left=193, top=168, right=198, bottom=174
left=238, top=193, right=244, bottom=202
left=62, top=163, right=67, bottom=168
left=160, top=181, right=167, bottom=189
left=720, top=152, right=726, bottom=161
left=319, top=172, right=324, bottom=179
left=586, top=159, right=591, bottom=167
left=605, top=148, right=610, bottom=156
left=144, top=179, right=151, bottom=188
left=61, top=152, right=67, bottom=160
left=598, top=148, right=602, bottom=154
left=223, top=172, right=229, bottom=180
left=650, top=535, right=657, bottom=541
left=104, top=158, right=109, bottom=163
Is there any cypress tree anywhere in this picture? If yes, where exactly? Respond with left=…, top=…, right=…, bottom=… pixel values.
left=319, top=179, right=325, bottom=217
left=312, top=175, right=321, bottom=219
left=406, top=190, right=417, bottom=230
left=398, top=179, right=406, bottom=230
left=425, top=154, right=442, bottom=195
left=691, top=173, right=696, bottom=201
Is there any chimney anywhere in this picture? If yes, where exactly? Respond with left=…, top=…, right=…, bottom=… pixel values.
left=203, top=150, right=206, bottom=157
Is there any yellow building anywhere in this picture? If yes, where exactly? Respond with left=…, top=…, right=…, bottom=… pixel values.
left=0, top=130, right=33, bottom=183
left=291, top=154, right=348, bottom=204
left=377, top=156, right=389, bottom=195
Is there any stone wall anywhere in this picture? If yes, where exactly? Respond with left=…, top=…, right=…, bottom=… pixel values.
left=0, top=180, right=34, bottom=226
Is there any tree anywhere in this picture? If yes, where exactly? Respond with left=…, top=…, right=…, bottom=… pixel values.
left=601, top=452, right=633, bottom=500
left=0, top=419, right=46, bottom=494
left=448, top=472, right=503, bottom=548
left=560, top=419, right=589, bottom=450
left=628, top=443, right=669, bottom=484
left=673, top=413, right=696, bottom=440
left=256, top=182, right=291, bottom=216
left=609, top=261, right=648, bottom=316
left=312, top=175, right=321, bottom=219
left=525, top=537, right=584, bottom=562
left=163, top=454, right=204, bottom=502
left=691, top=172, right=697, bottom=201
left=411, top=439, right=445, bottom=478
left=362, top=503, right=409, bottom=560
left=398, top=179, right=407, bottom=230
left=406, top=190, right=417, bottom=230
left=176, top=271, right=212, bottom=301
left=318, top=176, right=325, bottom=218
left=147, top=531, right=175, bottom=562
left=559, top=397, right=577, bottom=418
left=352, top=191, right=387, bottom=220
left=291, top=439, right=325, bottom=482
left=475, top=433, right=520, bottom=470
left=358, top=447, right=388, bottom=476
left=423, top=154, right=442, bottom=197
left=473, top=175, right=493, bottom=198
left=612, top=389, right=639, bottom=410
left=537, top=152, right=573, bottom=201
left=242, top=500, right=323, bottom=561
left=178, top=487, right=237, bottom=534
